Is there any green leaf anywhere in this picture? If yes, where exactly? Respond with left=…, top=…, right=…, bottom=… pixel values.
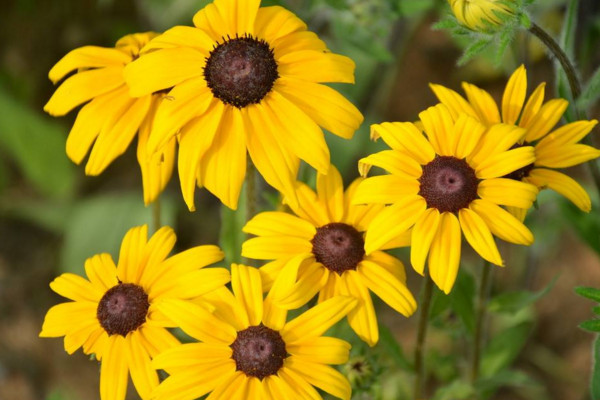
left=593, top=306, right=600, bottom=315
left=458, top=38, right=492, bottom=66
left=0, top=197, right=71, bottom=233
left=476, top=369, right=539, bottom=396
left=0, top=88, right=75, bottom=200
left=60, top=192, right=176, bottom=275
left=488, top=277, right=556, bottom=313
left=448, top=269, right=476, bottom=334
left=580, top=320, right=600, bottom=333
left=592, top=335, right=600, bottom=400
left=576, top=287, right=600, bottom=303
left=220, top=184, right=247, bottom=266
left=560, top=0, right=578, bottom=59
left=379, top=324, right=413, bottom=371
left=480, top=321, right=533, bottom=377
left=578, top=65, right=600, bottom=111
left=559, top=199, right=600, bottom=256
left=432, top=380, right=475, bottom=400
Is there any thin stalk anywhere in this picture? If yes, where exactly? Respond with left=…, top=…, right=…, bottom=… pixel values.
left=414, top=275, right=434, bottom=400
left=152, top=196, right=161, bottom=233
left=528, top=22, right=600, bottom=203
left=471, top=260, right=492, bottom=383
left=243, top=160, right=258, bottom=266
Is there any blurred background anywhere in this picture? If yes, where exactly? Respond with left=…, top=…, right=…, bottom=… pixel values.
left=2, top=0, right=600, bottom=399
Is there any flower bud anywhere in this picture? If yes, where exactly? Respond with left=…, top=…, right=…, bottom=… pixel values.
left=448, top=0, right=514, bottom=31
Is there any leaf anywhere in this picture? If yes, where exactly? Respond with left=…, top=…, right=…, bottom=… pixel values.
left=448, top=269, right=476, bottom=334
left=592, top=335, right=600, bottom=400
left=476, top=369, right=539, bottom=396
left=560, top=0, right=578, bottom=59
left=432, top=380, right=475, bottom=400
left=458, top=38, right=492, bottom=66
left=379, top=324, right=413, bottom=371
left=60, top=192, right=176, bottom=275
left=480, top=321, right=533, bottom=377
left=578, top=65, right=600, bottom=111
left=488, top=277, right=557, bottom=313
left=0, top=88, right=75, bottom=200
left=576, top=287, right=600, bottom=303
left=580, top=320, right=600, bottom=333
left=220, top=184, right=246, bottom=266
left=0, top=198, right=72, bottom=233
left=559, top=199, right=600, bottom=256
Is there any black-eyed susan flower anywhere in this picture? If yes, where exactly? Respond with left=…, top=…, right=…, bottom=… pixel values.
left=448, top=0, right=514, bottom=31
left=123, top=0, right=363, bottom=211
left=241, top=165, right=416, bottom=346
left=431, top=65, right=600, bottom=219
left=354, top=105, right=537, bottom=293
left=44, top=33, right=176, bottom=205
left=40, top=225, right=229, bottom=400
left=152, top=264, right=357, bottom=400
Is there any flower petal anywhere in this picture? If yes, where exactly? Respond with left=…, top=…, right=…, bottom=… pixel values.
left=428, top=212, right=461, bottom=294
left=522, top=99, right=569, bottom=142
left=285, top=358, right=351, bottom=400
left=518, top=82, right=545, bottom=128
left=84, top=253, right=119, bottom=293
left=358, top=260, right=416, bottom=317
left=458, top=208, right=503, bottom=265
left=536, top=120, right=598, bottom=148
left=278, top=50, right=355, bottom=84
left=358, top=149, right=422, bottom=178
left=126, top=331, right=159, bottom=400
left=501, top=65, right=527, bottom=125
left=419, top=103, right=455, bottom=156
left=527, top=168, right=592, bottom=212
left=317, top=164, right=346, bottom=222
left=142, top=26, right=214, bottom=54
left=339, top=271, right=379, bottom=346
left=429, top=83, right=477, bottom=121
left=288, top=336, right=350, bottom=364
left=452, top=113, right=487, bottom=159
left=243, top=211, right=316, bottom=239
left=477, top=178, right=538, bottom=209
left=370, top=122, right=435, bottom=164
left=48, top=46, right=130, bottom=83
left=49, top=273, right=103, bottom=302
left=461, top=82, right=501, bottom=125
left=469, top=123, right=526, bottom=167
left=117, top=225, right=148, bottom=285
left=242, top=236, right=312, bottom=260
left=100, top=335, right=129, bottom=400
left=535, top=144, right=600, bottom=168
left=469, top=199, right=533, bottom=245
left=231, top=264, right=263, bottom=327
left=410, top=208, right=441, bottom=275
left=254, top=6, right=307, bottom=44
left=475, top=146, right=535, bottom=180
left=352, top=174, right=420, bottom=204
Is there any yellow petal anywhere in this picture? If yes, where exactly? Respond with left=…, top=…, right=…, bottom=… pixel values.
left=49, top=273, right=103, bottom=302
left=418, top=103, right=455, bottom=156
left=254, top=6, right=307, bottom=44
left=84, top=253, right=119, bottom=292
left=276, top=77, right=363, bottom=139
left=49, top=46, right=130, bottom=83
left=527, top=168, right=592, bottom=212
left=271, top=31, right=327, bottom=57
left=278, top=367, right=322, bottom=400
left=338, top=271, right=378, bottom=346
left=123, top=48, right=205, bottom=97
left=469, top=199, right=533, bottom=245
left=518, top=83, right=545, bottom=128
left=428, top=212, right=461, bottom=294
left=281, top=296, right=356, bottom=343
left=285, top=358, right=351, bottom=400
left=363, top=195, right=427, bottom=254
left=245, top=104, right=300, bottom=206
left=116, top=225, right=148, bottom=285
left=277, top=50, right=355, bottom=84
left=410, top=208, right=441, bottom=275
left=231, top=264, right=264, bottom=327
left=535, top=144, right=600, bottom=168
left=156, top=298, right=237, bottom=343
left=242, top=236, right=312, bottom=260
left=452, top=113, right=487, bottom=159
left=429, top=83, right=477, bottom=121
left=358, top=149, right=422, bottom=178
left=522, top=99, right=569, bottom=142
left=358, top=260, right=416, bottom=316
left=198, top=108, right=247, bottom=210
left=40, top=301, right=97, bottom=338
left=370, top=122, right=435, bottom=164
left=149, top=267, right=231, bottom=301
left=316, top=164, right=345, bottom=222
left=85, top=95, right=152, bottom=175
left=274, top=261, right=326, bottom=309
left=352, top=175, right=420, bottom=205
left=536, top=120, right=598, bottom=148
left=286, top=182, right=330, bottom=227
left=153, top=360, right=235, bottom=400
left=152, top=342, right=231, bottom=370
left=126, top=331, right=159, bottom=400
left=477, top=178, right=538, bottom=209
left=44, top=67, right=124, bottom=116
left=100, top=336, right=129, bottom=400
left=287, top=336, right=351, bottom=364
left=141, top=26, right=214, bottom=54
left=458, top=208, right=503, bottom=265
left=461, top=82, right=501, bottom=126
left=501, top=65, right=527, bottom=125
left=243, top=211, right=316, bottom=238
left=365, top=251, right=407, bottom=283
left=469, top=123, right=526, bottom=167
left=264, top=91, right=330, bottom=174
left=475, top=146, right=535, bottom=180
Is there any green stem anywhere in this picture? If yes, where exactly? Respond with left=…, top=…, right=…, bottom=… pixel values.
left=152, top=196, right=161, bottom=233
left=528, top=22, right=600, bottom=204
left=471, top=260, right=492, bottom=383
left=529, top=22, right=581, bottom=99
left=243, top=159, right=258, bottom=266
left=414, top=275, right=434, bottom=400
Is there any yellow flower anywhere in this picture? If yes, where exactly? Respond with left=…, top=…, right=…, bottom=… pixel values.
left=448, top=0, right=514, bottom=31
left=44, top=33, right=176, bottom=205
left=241, top=165, right=416, bottom=346
left=354, top=105, right=537, bottom=293
left=431, top=65, right=600, bottom=219
left=40, top=225, right=229, bottom=400
left=123, top=0, right=363, bottom=211
left=152, top=264, right=357, bottom=400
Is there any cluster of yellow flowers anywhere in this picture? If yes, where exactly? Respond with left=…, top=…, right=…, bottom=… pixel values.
left=41, top=0, right=599, bottom=399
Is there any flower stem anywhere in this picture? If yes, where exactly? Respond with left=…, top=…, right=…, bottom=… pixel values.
left=243, top=159, right=258, bottom=266
left=528, top=22, right=600, bottom=202
left=529, top=22, right=580, bottom=99
left=414, top=274, right=434, bottom=400
left=471, top=260, right=492, bottom=383
left=152, top=196, right=161, bottom=233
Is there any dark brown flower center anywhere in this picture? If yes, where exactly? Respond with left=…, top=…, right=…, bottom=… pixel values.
left=204, top=35, right=278, bottom=108
left=97, top=283, right=149, bottom=337
left=503, top=142, right=534, bottom=181
left=418, top=156, right=479, bottom=213
left=311, top=223, right=365, bottom=275
left=230, top=324, right=287, bottom=380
